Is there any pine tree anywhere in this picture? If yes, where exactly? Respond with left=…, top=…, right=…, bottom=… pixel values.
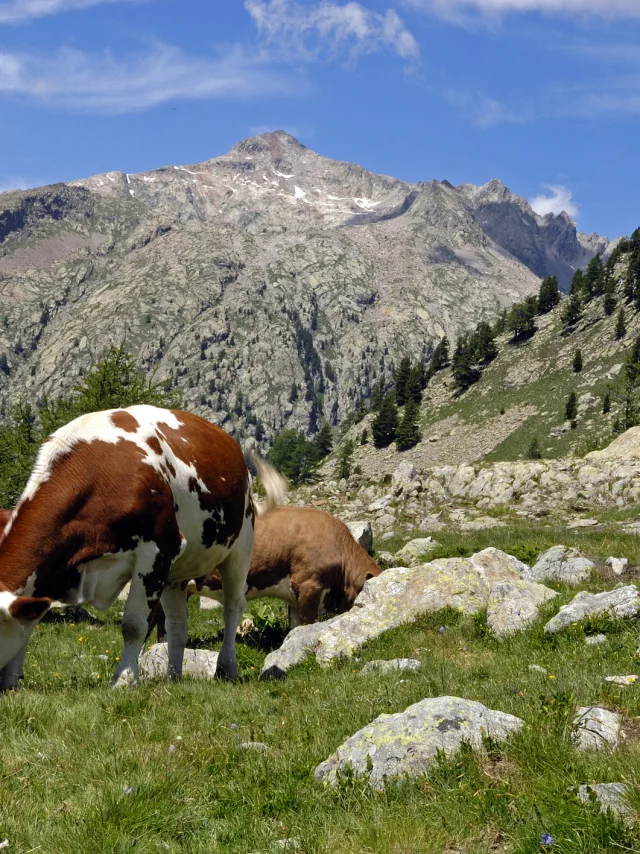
left=312, top=422, right=333, bottom=459
left=615, top=307, right=627, bottom=340
left=584, top=254, right=604, bottom=301
left=608, top=336, right=640, bottom=432
left=573, top=349, right=583, bottom=373
left=507, top=300, right=536, bottom=342
left=473, top=321, right=497, bottom=364
left=394, top=356, right=412, bottom=407
left=565, top=391, right=578, bottom=425
left=452, top=337, right=480, bottom=391
left=603, top=393, right=611, bottom=414
left=372, top=392, right=398, bottom=448
left=428, top=336, right=449, bottom=376
left=360, top=428, right=368, bottom=445
left=527, top=436, right=542, bottom=460
left=537, top=276, right=561, bottom=315
left=561, top=293, right=582, bottom=329
left=395, top=398, right=421, bottom=451
left=335, top=439, right=354, bottom=480
left=406, top=364, right=424, bottom=404
left=369, top=378, right=385, bottom=412
left=603, top=276, right=617, bottom=316
left=570, top=269, right=584, bottom=296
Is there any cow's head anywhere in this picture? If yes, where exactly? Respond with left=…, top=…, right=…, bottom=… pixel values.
left=0, top=593, right=51, bottom=668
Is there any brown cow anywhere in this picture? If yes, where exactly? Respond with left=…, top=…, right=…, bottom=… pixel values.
left=0, top=510, right=10, bottom=538
left=191, top=503, right=381, bottom=627
left=0, top=405, right=261, bottom=690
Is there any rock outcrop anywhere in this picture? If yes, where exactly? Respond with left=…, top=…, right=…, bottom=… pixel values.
left=314, top=696, right=524, bottom=790
left=545, top=586, right=639, bottom=633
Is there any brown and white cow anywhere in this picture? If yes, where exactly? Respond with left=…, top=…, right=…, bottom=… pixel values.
left=0, top=405, right=257, bottom=689
left=0, top=510, right=10, bottom=538
left=191, top=502, right=382, bottom=627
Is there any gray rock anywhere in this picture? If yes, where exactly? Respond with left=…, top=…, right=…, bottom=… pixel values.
left=530, top=546, right=595, bottom=584
left=585, top=634, right=608, bottom=645
left=567, top=518, right=599, bottom=529
left=606, top=556, right=629, bottom=576
left=394, top=537, right=441, bottom=566
left=545, top=585, right=639, bottom=633
left=139, top=643, right=219, bottom=681
left=314, top=696, right=523, bottom=790
left=376, top=513, right=395, bottom=529
left=345, top=520, right=374, bottom=555
left=375, top=550, right=396, bottom=569
left=486, top=580, right=558, bottom=637
left=200, top=597, right=222, bottom=610
left=573, top=706, right=622, bottom=751
left=262, top=550, right=556, bottom=676
left=392, top=460, right=418, bottom=492
left=577, top=783, right=634, bottom=824
left=528, top=664, right=548, bottom=675
left=360, top=658, right=421, bottom=675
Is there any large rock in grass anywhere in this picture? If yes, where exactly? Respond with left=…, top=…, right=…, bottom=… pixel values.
left=394, top=537, right=441, bottom=566
left=577, top=783, right=635, bottom=825
left=573, top=706, right=622, bottom=751
left=545, top=585, right=639, bottom=634
left=530, top=546, right=595, bottom=584
left=345, top=521, right=374, bottom=555
left=314, top=696, right=524, bottom=790
left=587, top=426, right=640, bottom=461
left=261, top=549, right=556, bottom=677
left=139, top=643, right=219, bottom=681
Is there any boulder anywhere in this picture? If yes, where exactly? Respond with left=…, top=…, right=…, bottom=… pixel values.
left=545, top=585, right=639, bottom=633
left=262, top=550, right=557, bottom=677
left=360, top=658, right=421, bottom=675
left=392, top=460, right=418, bottom=494
left=346, top=520, right=374, bottom=555
left=576, top=783, right=634, bottom=825
left=606, top=556, right=629, bottom=576
left=587, top=426, right=640, bottom=461
left=585, top=634, right=608, bottom=645
left=139, top=643, right=219, bottom=682
left=530, top=546, right=595, bottom=584
left=572, top=706, right=621, bottom=751
left=200, top=597, right=222, bottom=610
left=375, top=550, right=396, bottom=569
left=394, top=537, right=441, bottom=566
left=314, top=696, right=523, bottom=790
left=604, top=675, right=638, bottom=686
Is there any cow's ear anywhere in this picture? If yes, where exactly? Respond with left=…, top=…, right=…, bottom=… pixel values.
left=9, top=596, right=51, bottom=623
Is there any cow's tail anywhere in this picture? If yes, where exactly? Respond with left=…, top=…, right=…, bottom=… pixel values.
left=251, top=454, right=287, bottom=516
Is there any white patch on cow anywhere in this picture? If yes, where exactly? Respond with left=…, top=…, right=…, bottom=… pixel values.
left=247, top=576, right=297, bottom=607
left=318, top=588, right=330, bottom=616
left=0, top=590, right=17, bottom=617
left=75, top=548, right=138, bottom=609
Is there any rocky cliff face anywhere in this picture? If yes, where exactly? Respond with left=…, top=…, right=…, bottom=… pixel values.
left=0, top=131, right=608, bottom=447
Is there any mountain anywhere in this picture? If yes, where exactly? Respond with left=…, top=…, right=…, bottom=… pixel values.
left=0, top=131, right=612, bottom=448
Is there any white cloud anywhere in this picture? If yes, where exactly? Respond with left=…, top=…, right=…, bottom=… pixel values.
left=404, top=0, right=640, bottom=20
left=443, top=88, right=527, bottom=127
left=0, top=0, right=140, bottom=23
left=530, top=183, right=579, bottom=218
left=0, top=43, right=299, bottom=114
left=0, top=176, right=41, bottom=192
left=246, top=0, right=420, bottom=63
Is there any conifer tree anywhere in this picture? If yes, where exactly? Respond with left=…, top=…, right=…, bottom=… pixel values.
left=394, top=356, right=412, bottom=407
left=312, top=422, right=333, bottom=459
left=603, top=393, right=611, bottom=414
left=561, top=293, right=582, bottom=329
left=395, top=398, right=421, bottom=451
left=507, top=300, right=536, bottom=342
left=360, top=428, right=368, bottom=445
left=335, top=439, right=354, bottom=480
left=573, top=349, right=583, bottom=373
left=473, top=321, right=497, bottom=364
left=372, top=392, right=398, bottom=448
left=603, top=276, right=617, bottom=316
left=615, top=307, right=627, bottom=340
left=565, top=391, right=578, bottom=426
left=369, top=378, right=385, bottom=412
left=428, top=336, right=449, bottom=376
left=584, top=254, right=604, bottom=301
left=570, top=269, right=584, bottom=296
left=537, top=276, right=561, bottom=315
left=527, top=436, right=542, bottom=460
left=406, top=364, right=424, bottom=405
left=452, top=336, right=480, bottom=391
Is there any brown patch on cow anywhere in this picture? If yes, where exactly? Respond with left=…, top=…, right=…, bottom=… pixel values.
left=0, top=509, right=12, bottom=540
left=111, top=410, right=140, bottom=433
left=166, top=460, right=176, bottom=478
left=147, top=436, right=162, bottom=455
left=201, top=506, right=381, bottom=624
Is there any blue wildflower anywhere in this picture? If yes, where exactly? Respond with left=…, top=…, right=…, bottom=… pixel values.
left=540, top=833, right=554, bottom=846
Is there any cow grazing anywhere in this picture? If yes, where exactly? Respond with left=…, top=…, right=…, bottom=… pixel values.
left=191, top=497, right=381, bottom=627
left=0, top=405, right=257, bottom=690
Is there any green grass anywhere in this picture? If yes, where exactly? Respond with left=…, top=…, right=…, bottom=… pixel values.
left=2, top=532, right=640, bottom=853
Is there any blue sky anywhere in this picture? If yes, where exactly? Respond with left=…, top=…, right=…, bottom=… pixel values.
left=0, top=0, right=639, bottom=238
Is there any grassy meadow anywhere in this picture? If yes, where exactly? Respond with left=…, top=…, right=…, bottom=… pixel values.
left=1, top=524, right=640, bottom=854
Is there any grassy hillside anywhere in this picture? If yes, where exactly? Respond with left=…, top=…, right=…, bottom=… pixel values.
left=2, top=523, right=640, bottom=853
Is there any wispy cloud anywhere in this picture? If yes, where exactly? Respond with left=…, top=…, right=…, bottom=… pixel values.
left=403, top=0, right=640, bottom=22
left=0, top=175, right=41, bottom=192
left=246, top=0, right=420, bottom=64
left=0, top=42, right=299, bottom=114
left=530, top=183, right=578, bottom=218
left=0, top=0, right=141, bottom=24
left=443, top=88, right=528, bottom=127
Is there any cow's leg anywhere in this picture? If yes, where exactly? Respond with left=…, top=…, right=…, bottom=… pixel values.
left=0, top=641, right=29, bottom=691
left=112, top=543, right=169, bottom=688
left=287, top=606, right=301, bottom=630
left=160, top=585, right=188, bottom=681
left=216, top=527, right=253, bottom=680
left=296, top=582, right=324, bottom=625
